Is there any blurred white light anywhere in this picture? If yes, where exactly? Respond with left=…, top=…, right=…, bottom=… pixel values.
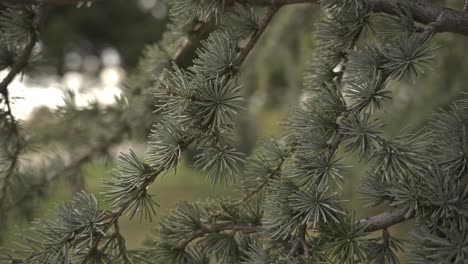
left=64, top=52, right=82, bottom=71
left=100, top=66, right=123, bottom=87
left=139, top=0, right=157, bottom=10
left=152, top=4, right=167, bottom=19
left=62, top=72, right=83, bottom=91
left=101, top=48, right=121, bottom=67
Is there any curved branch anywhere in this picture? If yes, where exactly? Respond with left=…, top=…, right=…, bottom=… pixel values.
left=238, top=0, right=468, bottom=36
left=369, top=0, right=468, bottom=36
left=236, top=5, right=280, bottom=66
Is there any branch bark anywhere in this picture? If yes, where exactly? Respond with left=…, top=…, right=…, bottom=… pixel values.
left=238, top=0, right=468, bottom=36
left=236, top=5, right=280, bottom=66
left=369, top=0, right=468, bottom=36
left=180, top=222, right=258, bottom=248
left=359, top=208, right=411, bottom=233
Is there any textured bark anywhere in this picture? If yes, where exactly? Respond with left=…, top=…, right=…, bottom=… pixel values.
left=240, top=0, right=468, bottom=36
left=369, top=0, right=468, bottom=36
left=359, top=208, right=411, bottom=232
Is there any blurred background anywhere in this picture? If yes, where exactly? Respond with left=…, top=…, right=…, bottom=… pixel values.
left=1, top=0, right=468, bottom=255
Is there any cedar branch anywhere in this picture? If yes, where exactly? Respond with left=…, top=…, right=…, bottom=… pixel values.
left=80, top=6, right=280, bottom=262
left=0, top=2, right=47, bottom=208
left=236, top=0, right=468, bottom=36
left=359, top=208, right=411, bottom=233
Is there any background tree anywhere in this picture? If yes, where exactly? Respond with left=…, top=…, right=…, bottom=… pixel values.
left=1, top=0, right=468, bottom=263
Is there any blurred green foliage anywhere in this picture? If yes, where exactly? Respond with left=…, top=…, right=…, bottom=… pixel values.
left=41, top=0, right=166, bottom=73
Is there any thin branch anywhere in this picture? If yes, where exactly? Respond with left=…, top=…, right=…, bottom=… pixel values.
left=465, top=0, right=468, bottom=12
left=181, top=223, right=258, bottom=248
left=231, top=148, right=294, bottom=207
left=0, top=2, right=47, bottom=209
left=3, top=125, right=129, bottom=214
left=172, top=21, right=214, bottom=65
left=288, top=224, right=308, bottom=256
left=236, top=5, right=280, bottom=67
left=359, top=208, right=411, bottom=233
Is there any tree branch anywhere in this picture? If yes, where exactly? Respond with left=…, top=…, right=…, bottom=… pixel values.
left=178, top=222, right=258, bottom=249
left=171, top=21, right=213, bottom=65
left=0, top=2, right=47, bottom=209
left=237, top=0, right=468, bottom=36
left=369, top=0, right=468, bottom=36
left=359, top=208, right=411, bottom=233
left=3, top=124, right=129, bottom=214
left=236, top=5, right=280, bottom=66
left=231, top=148, right=293, bottom=207
left=79, top=6, right=281, bottom=260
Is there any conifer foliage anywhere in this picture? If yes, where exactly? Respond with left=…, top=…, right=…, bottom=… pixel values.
left=1, top=0, right=468, bottom=263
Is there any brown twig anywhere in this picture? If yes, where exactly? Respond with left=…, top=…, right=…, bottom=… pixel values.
left=236, top=5, right=280, bottom=67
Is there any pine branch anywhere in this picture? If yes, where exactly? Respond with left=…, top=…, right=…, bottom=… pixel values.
left=235, top=0, right=468, bottom=36
left=232, top=148, right=294, bottom=206
left=3, top=125, right=129, bottom=214
left=236, top=5, right=280, bottom=67
left=182, top=223, right=258, bottom=248
left=359, top=208, right=411, bottom=233
left=0, top=2, right=47, bottom=209
left=172, top=21, right=213, bottom=65
left=0, top=7, right=44, bottom=95
left=78, top=6, right=280, bottom=258
left=288, top=223, right=308, bottom=256
left=369, top=0, right=468, bottom=35
left=76, top=135, right=194, bottom=263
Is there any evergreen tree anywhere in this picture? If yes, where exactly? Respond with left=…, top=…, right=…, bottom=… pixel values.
left=2, top=0, right=468, bottom=263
